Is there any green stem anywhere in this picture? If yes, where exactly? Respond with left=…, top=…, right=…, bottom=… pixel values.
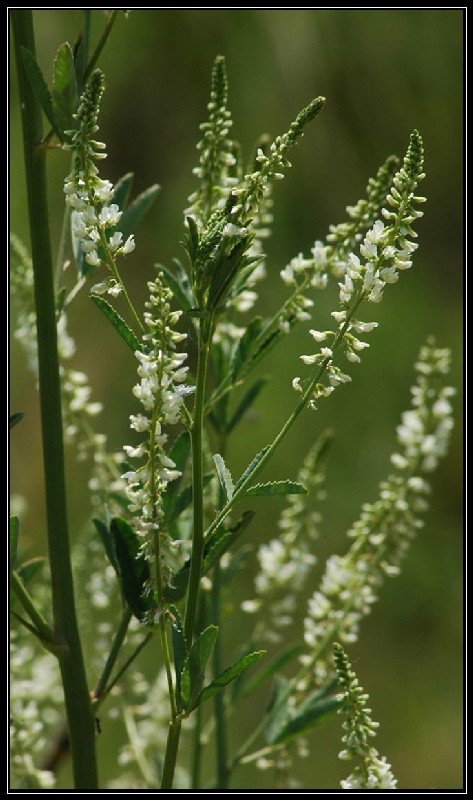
left=104, top=631, right=153, bottom=697
left=92, top=606, right=133, bottom=702
left=98, top=217, right=144, bottom=336
left=83, top=10, right=119, bottom=82
left=161, top=718, right=182, bottom=790
left=191, top=704, right=203, bottom=789
left=10, top=571, right=55, bottom=645
left=205, top=293, right=365, bottom=544
left=211, top=561, right=230, bottom=789
left=12, top=11, right=98, bottom=789
left=184, top=318, right=213, bottom=645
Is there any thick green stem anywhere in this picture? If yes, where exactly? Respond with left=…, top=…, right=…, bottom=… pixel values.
left=161, top=719, right=182, bottom=789
left=184, top=319, right=213, bottom=645
left=191, top=704, right=203, bottom=789
left=12, top=10, right=98, bottom=788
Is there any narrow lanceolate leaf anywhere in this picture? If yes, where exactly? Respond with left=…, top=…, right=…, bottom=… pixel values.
left=263, top=674, right=291, bottom=745
left=52, top=42, right=78, bottom=137
left=10, top=412, right=25, bottom=429
left=230, top=316, right=263, bottom=381
left=234, top=445, right=270, bottom=492
left=10, top=516, right=19, bottom=572
left=213, top=453, right=234, bottom=502
left=110, top=517, right=151, bottom=619
left=163, top=431, right=191, bottom=526
left=163, top=509, right=255, bottom=604
left=227, top=377, right=268, bottom=434
left=118, top=184, right=161, bottom=239
left=180, top=625, right=219, bottom=712
left=90, top=294, right=142, bottom=352
left=20, top=46, right=62, bottom=140
left=93, top=517, right=120, bottom=576
left=269, top=695, right=340, bottom=745
left=191, top=650, right=266, bottom=712
left=110, top=172, right=134, bottom=213
left=158, top=259, right=196, bottom=313
left=236, top=643, right=304, bottom=701
left=244, top=480, right=307, bottom=497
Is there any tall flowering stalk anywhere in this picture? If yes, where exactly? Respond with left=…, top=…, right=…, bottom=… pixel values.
left=11, top=21, right=457, bottom=791
left=123, top=274, right=192, bottom=602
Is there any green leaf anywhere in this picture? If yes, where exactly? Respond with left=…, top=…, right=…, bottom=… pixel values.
left=163, top=432, right=191, bottom=526
left=203, top=510, right=255, bottom=573
left=270, top=695, right=340, bottom=745
left=264, top=674, right=291, bottom=745
left=185, top=216, right=200, bottom=262
left=170, top=605, right=187, bottom=699
left=110, top=173, right=134, bottom=213
left=207, top=237, right=255, bottom=311
left=193, top=651, right=266, bottom=712
left=10, top=412, right=25, bottom=430
left=118, top=184, right=161, bottom=240
left=93, top=517, right=120, bottom=575
left=171, top=473, right=213, bottom=525
left=234, top=445, right=270, bottom=492
left=20, top=47, right=62, bottom=140
left=52, top=42, right=78, bottom=137
left=227, top=377, right=268, bottom=434
left=158, top=259, right=195, bottom=313
left=180, top=625, right=219, bottom=711
left=10, top=516, right=19, bottom=572
left=110, top=517, right=151, bottom=619
left=236, top=644, right=304, bottom=701
left=230, top=317, right=263, bottom=381
left=213, top=454, right=234, bottom=502
left=90, top=294, right=142, bottom=352
left=163, top=509, right=255, bottom=604
left=244, top=480, right=307, bottom=497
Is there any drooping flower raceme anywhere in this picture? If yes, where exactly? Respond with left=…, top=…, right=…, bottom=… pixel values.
left=301, top=341, right=455, bottom=683
left=63, top=69, right=135, bottom=296
left=123, top=273, right=193, bottom=604
left=333, top=643, right=397, bottom=790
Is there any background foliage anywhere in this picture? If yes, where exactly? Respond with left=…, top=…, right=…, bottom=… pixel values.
left=10, top=8, right=463, bottom=790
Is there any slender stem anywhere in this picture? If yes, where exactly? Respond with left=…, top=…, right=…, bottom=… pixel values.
left=204, top=293, right=365, bottom=544
left=97, top=211, right=144, bottom=336
left=54, top=205, right=71, bottom=291
left=83, top=10, right=119, bottom=82
left=10, top=571, right=55, bottom=646
left=161, top=718, right=182, bottom=789
left=12, top=10, right=98, bottom=789
left=92, top=606, right=133, bottom=702
left=211, top=561, right=230, bottom=788
left=191, top=704, right=203, bottom=789
left=104, top=631, right=153, bottom=697
left=184, top=318, right=213, bottom=645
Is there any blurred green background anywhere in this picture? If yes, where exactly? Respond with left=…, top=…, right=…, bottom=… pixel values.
left=10, top=9, right=463, bottom=790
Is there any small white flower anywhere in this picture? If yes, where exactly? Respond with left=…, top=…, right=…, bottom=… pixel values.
left=300, top=354, right=318, bottom=365
left=309, top=330, right=327, bottom=342
left=85, top=251, right=101, bottom=267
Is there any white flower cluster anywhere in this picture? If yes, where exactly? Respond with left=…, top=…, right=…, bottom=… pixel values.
left=302, top=342, right=454, bottom=681
left=63, top=70, right=135, bottom=284
left=10, top=624, right=62, bottom=788
left=334, top=643, right=397, bottom=790
left=123, top=274, right=193, bottom=593
left=242, top=435, right=329, bottom=643
left=293, top=132, right=425, bottom=403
